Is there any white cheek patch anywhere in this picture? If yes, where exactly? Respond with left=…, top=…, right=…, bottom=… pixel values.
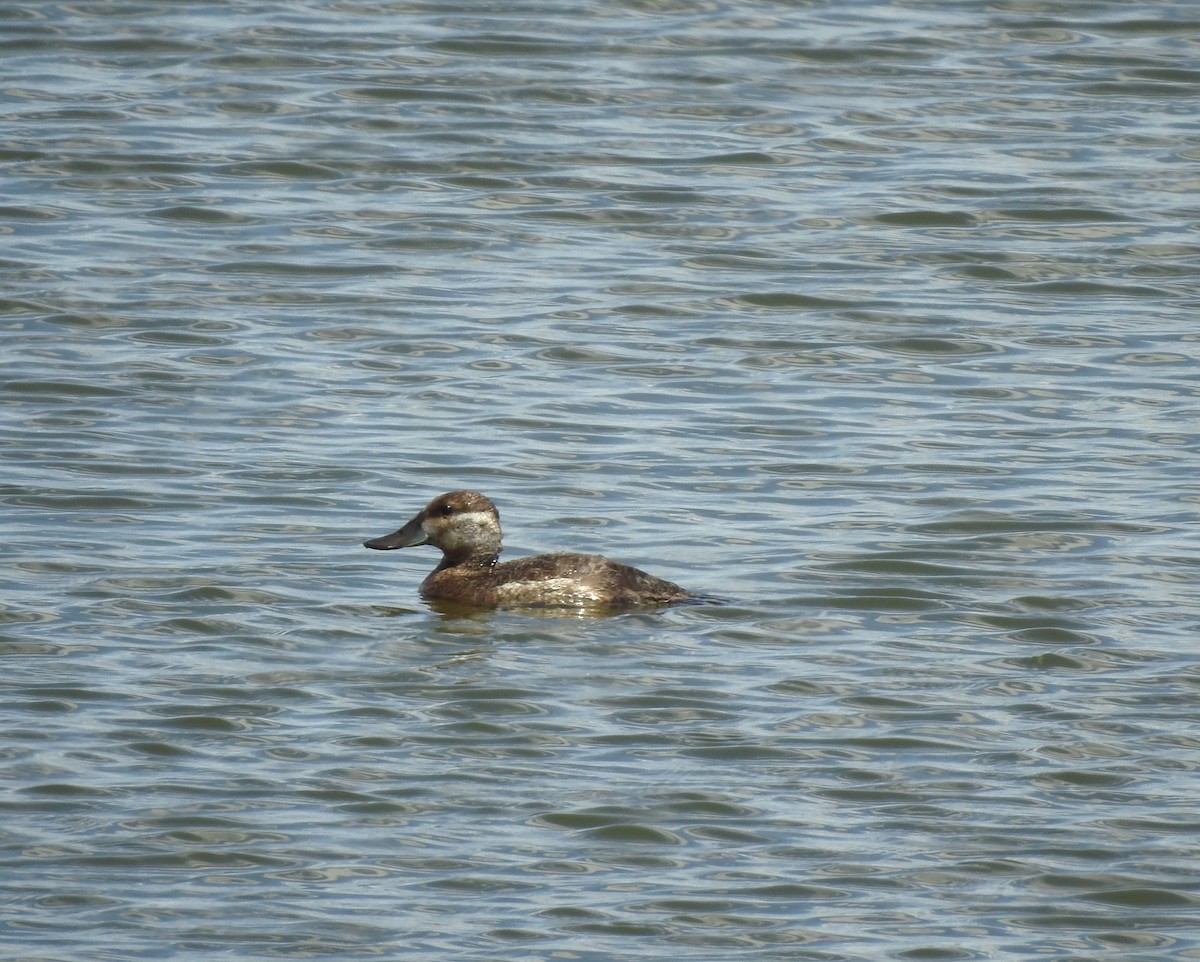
left=432, top=509, right=498, bottom=552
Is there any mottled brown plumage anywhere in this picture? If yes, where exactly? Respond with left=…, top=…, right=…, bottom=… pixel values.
left=364, top=491, right=694, bottom=610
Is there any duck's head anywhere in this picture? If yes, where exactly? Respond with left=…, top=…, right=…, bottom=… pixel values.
left=364, top=490, right=502, bottom=564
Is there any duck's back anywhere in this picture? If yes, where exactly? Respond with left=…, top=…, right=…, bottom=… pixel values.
left=422, top=551, right=692, bottom=609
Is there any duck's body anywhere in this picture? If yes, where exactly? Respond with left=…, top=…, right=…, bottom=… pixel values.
left=363, top=491, right=694, bottom=610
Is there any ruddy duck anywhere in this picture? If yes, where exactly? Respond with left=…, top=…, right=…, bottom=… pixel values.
left=363, top=490, right=695, bottom=610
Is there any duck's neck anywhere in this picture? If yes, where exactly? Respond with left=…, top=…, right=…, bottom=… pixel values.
left=435, top=549, right=500, bottom=572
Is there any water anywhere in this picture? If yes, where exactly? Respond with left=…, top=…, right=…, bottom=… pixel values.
left=3, top=1, right=1199, bottom=959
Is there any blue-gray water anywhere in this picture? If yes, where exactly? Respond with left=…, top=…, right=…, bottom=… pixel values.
left=3, top=1, right=1199, bottom=959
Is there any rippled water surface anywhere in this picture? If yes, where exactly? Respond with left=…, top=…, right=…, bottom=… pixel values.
left=3, top=1, right=1199, bottom=959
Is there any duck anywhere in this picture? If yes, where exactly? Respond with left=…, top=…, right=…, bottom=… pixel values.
left=363, top=490, right=695, bottom=610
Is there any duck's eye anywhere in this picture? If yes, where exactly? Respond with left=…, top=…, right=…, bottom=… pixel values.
left=438, top=503, right=454, bottom=516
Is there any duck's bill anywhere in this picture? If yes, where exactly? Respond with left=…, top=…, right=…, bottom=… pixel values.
left=363, top=517, right=427, bottom=550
